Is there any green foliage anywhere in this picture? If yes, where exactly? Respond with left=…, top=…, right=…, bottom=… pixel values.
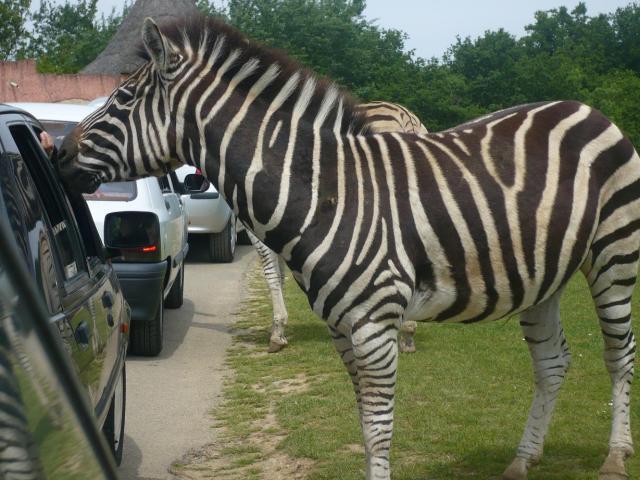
left=193, top=0, right=640, bottom=142
left=15, top=0, right=640, bottom=143
left=23, top=0, right=129, bottom=73
left=0, top=0, right=31, bottom=60
left=196, top=0, right=227, bottom=18
left=442, top=2, right=640, bottom=144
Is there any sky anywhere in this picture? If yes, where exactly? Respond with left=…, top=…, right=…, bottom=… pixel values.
left=35, top=0, right=635, bottom=60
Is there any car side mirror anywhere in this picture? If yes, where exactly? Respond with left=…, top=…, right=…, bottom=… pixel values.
left=183, top=174, right=209, bottom=193
left=104, top=211, right=161, bottom=262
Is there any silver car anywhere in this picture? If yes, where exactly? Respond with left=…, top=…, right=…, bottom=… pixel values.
left=175, top=164, right=236, bottom=262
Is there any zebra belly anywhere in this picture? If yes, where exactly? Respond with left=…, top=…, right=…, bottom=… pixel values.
left=404, top=285, right=527, bottom=324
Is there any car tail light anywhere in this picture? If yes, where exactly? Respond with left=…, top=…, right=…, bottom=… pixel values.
left=104, top=211, right=161, bottom=262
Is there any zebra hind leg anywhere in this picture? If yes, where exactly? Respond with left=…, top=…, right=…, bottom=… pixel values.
left=586, top=247, right=638, bottom=480
left=503, top=289, right=571, bottom=480
left=247, top=230, right=289, bottom=352
left=266, top=255, right=289, bottom=353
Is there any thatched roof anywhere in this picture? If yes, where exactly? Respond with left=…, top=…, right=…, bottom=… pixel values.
left=82, top=0, right=200, bottom=75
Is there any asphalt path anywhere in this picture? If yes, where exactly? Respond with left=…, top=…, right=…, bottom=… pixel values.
left=118, top=244, right=256, bottom=480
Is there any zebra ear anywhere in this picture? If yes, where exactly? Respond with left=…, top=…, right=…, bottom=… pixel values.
left=142, top=17, right=171, bottom=71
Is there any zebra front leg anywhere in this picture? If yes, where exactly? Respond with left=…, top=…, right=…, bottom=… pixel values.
left=399, top=320, right=417, bottom=353
left=329, top=327, right=362, bottom=416
left=352, top=320, right=399, bottom=480
left=503, top=289, right=570, bottom=480
left=247, top=230, right=289, bottom=352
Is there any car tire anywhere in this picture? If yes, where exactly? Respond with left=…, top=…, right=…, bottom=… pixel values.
left=164, top=265, right=184, bottom=309
left=208, top=216, right=236, bottom=263
left=129, top=294, right=164, bottom=356
left=102, top=363, right=126, bottom=465
left=235, top=220, right=252, bottom=245
left=236, top=229, right=252, bottom=245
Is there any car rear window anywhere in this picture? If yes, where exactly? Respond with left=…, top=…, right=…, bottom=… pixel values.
left=83, top=182, right=138, bottom=202
left=40, top=120, right=77, bottom=148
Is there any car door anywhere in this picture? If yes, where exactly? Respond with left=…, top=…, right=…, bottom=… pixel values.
left=0, top=184, right=119, bottom=479
left=1, top=116, right=124, bottom=424
left=158, top=175, right=187, bottom=282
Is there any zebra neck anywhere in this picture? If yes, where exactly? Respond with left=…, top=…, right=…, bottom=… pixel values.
left=199, top=99, right=345, bottom=262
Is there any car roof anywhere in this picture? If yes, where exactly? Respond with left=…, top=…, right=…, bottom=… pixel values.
left=5, top=102, right=98, bottom=123
left=0, top=103, right=40, bottom=118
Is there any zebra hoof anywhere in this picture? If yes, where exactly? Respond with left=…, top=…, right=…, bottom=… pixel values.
left=599, top=448, right=630, bottom=480
left=502, top=457, right=528, bottom=480
left=599, top=474, right=628, bottom=480
left=268, top=337, right=288, bottom=353
left=399, top=341, right=416, bottom=353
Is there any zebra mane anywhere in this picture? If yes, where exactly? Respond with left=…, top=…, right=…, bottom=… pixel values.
left=138, top=14, right=370, bottom=135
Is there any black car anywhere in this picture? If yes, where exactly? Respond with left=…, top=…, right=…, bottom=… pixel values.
left=0, top=104, right=129, bottom=466
left=0, top=180, right=120, bottom=479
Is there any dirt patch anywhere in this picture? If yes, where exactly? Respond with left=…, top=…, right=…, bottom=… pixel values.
left=252, top=373, right=311, bottom=395
left=172, top=403, right=315, bottom=480
left=345, top=443, right=365, bottom=454
left=272, top=374, right=311, bottom=394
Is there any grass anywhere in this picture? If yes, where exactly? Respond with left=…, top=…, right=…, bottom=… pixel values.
left=177, top=266, right=640, bottom=479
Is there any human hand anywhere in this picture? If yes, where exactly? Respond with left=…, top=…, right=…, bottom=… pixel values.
left=39, top=131, right=54, bottom=157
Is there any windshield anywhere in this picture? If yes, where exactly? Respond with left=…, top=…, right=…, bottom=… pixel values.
left=83, top=182, right=138, bottom=202
left=40, top=120, right=77, bottom=148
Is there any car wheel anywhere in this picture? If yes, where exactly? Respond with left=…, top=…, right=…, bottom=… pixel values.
left=164, top=265, right=184, bottom=309
left=102, top=363, right=126, bottom=465
left=129, top=293, right=164, bottom=356
left=208, top=216, right=236, bottom=263
left=236, top=229, right=251, bottom=245
left=236, top=220, right=252, bottom=245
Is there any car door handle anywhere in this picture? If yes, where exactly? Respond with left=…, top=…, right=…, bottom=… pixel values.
left=165, top=200, right=172, bottom=211
left=102, top=291, right=114, bottom=309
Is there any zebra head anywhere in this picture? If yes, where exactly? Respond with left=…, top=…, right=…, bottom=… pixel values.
left=58, top=18, right=186, bottom=193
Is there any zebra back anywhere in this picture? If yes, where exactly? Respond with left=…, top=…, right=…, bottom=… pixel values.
left=358, top=101, right=429, bottom=135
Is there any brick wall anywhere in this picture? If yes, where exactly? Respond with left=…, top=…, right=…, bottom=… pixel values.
left=0, top=60, right=123, bottom=103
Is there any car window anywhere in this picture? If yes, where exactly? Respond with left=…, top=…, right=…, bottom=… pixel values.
left=8, top=124, right=87, bottom=282
left=84, top=181, right=138, bottom=201
left=30, top=124, right=105, bottom=264
left=39, top=120, right=77, bottom=148
left=0, top=149, right=62, bottom=314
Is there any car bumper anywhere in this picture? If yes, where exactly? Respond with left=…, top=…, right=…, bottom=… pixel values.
left=182, top=193, right=231, bottom=234
left=113, top=261, right=167, bottom=323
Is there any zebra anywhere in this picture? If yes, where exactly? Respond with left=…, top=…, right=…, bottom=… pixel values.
left=56, top=15, right=640, bottom=480
left=252, top=100, right=428, bottom=353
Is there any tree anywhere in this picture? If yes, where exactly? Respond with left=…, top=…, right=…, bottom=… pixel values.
left=0, top=0, right=31, bottom=60
left=14, top=0, right=640, bottom=139
left=584, top=69, right=640, bottom=145
left=24, top=0, right=128, bottom=73
left=612, top=4, right=640, bottom=74
left=446, top=29, right=525, bottom=110
left=196, top=0, right=227, bottom=17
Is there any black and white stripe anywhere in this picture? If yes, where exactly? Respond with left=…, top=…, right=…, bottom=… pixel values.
left=250, top=100, right=428, bottom=353
left=58, top=15, right=640, bottom=480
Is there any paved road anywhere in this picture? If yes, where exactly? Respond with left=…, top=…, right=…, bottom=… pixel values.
left=118, top=244, right=256, bottom=480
